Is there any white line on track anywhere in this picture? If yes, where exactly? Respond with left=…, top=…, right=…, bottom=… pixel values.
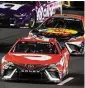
left=57, top=77, right=74, bottom=85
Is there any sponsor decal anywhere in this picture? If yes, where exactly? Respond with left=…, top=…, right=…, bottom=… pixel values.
left=13, top=54, right=52, bottom=61
left=36, top=1, right=62, bottom=22
left=46, top=28, right=78, bottom=35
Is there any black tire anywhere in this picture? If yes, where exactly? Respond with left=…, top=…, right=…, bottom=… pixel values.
left=25, top=13, right=36, bottom=28
left=80, top=47, right=84, bottom=55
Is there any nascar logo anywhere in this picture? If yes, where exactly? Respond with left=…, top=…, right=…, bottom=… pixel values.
left=13, top=54, right=52, bottom=61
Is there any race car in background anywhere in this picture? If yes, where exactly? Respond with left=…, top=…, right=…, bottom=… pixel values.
left=1, top=36, right=70, bottom=83
left=29, top=14, right=84, bottom=41
left=0, top=1, right=36, bottom=27
left=65, top=35, right=84, bottom=55
left=0, top=1, right=62, bottom=27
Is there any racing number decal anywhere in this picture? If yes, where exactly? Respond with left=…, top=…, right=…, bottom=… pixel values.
left=25, top=55, right=51, bottom=61
left=0, top=3, right=24, bottom=10
left=13, top=54, right=52, bottom=61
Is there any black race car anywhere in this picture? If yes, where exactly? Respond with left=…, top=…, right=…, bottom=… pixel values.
left=29, top=14, right=84, bottom=41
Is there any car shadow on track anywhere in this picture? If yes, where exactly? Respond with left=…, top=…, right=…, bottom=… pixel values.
left=0, top=73, right=84, bottom=86
left=0, top=79, right=57, bottom=85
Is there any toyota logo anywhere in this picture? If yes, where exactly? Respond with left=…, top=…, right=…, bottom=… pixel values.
left=25, top=65, right=34, bottom=68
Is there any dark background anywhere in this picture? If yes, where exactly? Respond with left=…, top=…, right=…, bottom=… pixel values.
left=63, top=1, right=84, bottom=10
left=63, top=1, right=84, bottom=15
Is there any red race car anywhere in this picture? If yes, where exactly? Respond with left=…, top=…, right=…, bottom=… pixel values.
left=1, top=36, right=70, bottom=83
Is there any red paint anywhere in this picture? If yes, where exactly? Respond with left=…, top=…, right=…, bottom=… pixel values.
left=68, top=36, right=84, bottom=42
left=5, top=53, right=61, bottom=65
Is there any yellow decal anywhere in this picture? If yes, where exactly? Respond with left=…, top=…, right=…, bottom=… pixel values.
left=46, top=28, right=78, bottom=35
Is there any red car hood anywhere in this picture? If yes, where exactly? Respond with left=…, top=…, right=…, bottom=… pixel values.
left=5, top=53, right=61, bottom=65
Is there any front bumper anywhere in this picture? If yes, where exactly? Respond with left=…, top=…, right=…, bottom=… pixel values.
left=0, top=16, right=25, bottom=27
left=2, top=64, right=61, bottom=83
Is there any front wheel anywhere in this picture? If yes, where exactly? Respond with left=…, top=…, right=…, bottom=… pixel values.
left=80, top=47, right=84, bottom=55
left=25, top=14, right=36, bottom=28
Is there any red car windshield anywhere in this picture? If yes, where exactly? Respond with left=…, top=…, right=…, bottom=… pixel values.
left=11, top=41, right=58, bottom=54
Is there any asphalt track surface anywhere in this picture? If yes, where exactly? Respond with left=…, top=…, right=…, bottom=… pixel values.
left=0, top=54, right=84, bottom=88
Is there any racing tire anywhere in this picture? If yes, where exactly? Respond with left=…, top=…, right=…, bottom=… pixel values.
left=80, top=46, right=84, bottom=55
left=25, top=13, right=36, bottom=28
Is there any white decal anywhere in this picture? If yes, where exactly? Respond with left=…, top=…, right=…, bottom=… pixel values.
left=64, top=51, right=69, bottom=57
left=60, top=56, right=64, bottom=66
left=67, top=41, right=81, bottom=45
left=36, top=1, right=62, bottom=22
left=13, top=54, right=52, bottom=61
left=1, top=56, right=6, bottom=63
left=57, top=77, right=74, bottom=85
left=0, top=3, right=24, bottom=10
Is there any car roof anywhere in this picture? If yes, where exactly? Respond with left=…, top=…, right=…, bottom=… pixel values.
left=53, top=14, right=84, bottom=22
left=17, top=35, right=58, bottom=44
